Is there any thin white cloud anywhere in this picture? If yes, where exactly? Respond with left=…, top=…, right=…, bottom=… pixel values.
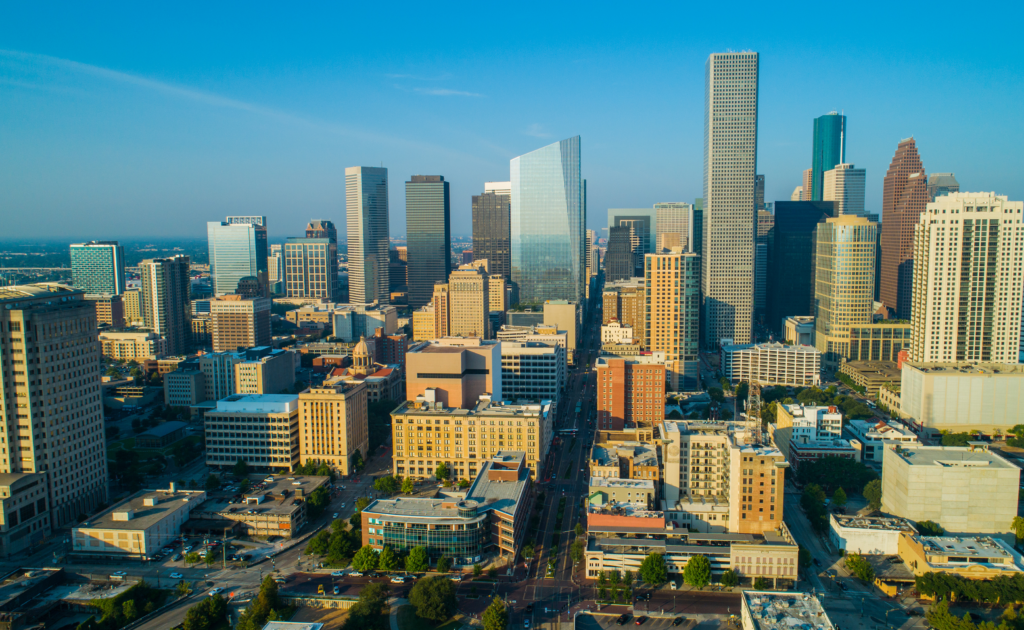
left=385, top=72, right=451, bottom=81
left=525, top=123, right=550, bottom=138
left=412, top=87, right=484, bottom=97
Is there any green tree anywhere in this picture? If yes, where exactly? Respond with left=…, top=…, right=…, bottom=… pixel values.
left=473, top=563, right=483, bottom=577
left=832, top=487, right=848, bottom=508
left=342, top=582, right=390, bottom=630
left=105, top=367, right=122, bottom=378
left=798, top=546, right=812, bottom=569
left=236, top=576, right=281, bottom=630
left=521, top=543, right=535, bottom=560
left=598, top=570, right=607, bottom=586
left=185, top=551, right=201, bottom=567
left=609, top=569, right=621, bottom=585
left=863, top=479, right=883, bottom=510
left=232, top=458, right=249, bottom=477
left=378, top=546, right=400, bottom=572
left=570, top=539, right=584, bottom=565
left=306, top=530, right=330, bottom=556
left=482, top=596, right=509, bottom=630
left=721, top=570, right=739, bottom=588
left=708, top=388, right=725, bottom=403
left=176, top=580, right=192, bottom=597
left=355, top=496, right=372, bottom=512
left=352, top=545, right=379, bottom=572
left=406, top=546, right=429, bottom=573
left=639, top=552, right=667, bottom=585
left=352, top=449, right=364, bottom=471
left=402, top=477, right=415, bottom=494
left=458, top=479, right=470, bottom=489
left=684, top=554, right=711, bottom=589
left=436, top=556, right=451, bottom=573
left=373, top=475, right=399, bottom=495
left=409, top=576, right=457, bottom=622
left=204, top=474, right=220, bottom=491
left=574, top=522, right=585, bottom=537
left=916, top=520, right=945, bottom=536
left=435, top=462, right=451, bottom=481
left=623, top=570, right=634, bottom=588
left=182, top=595, right=227, bottom=630
left=205, top=549, right=216, bottom=567
left=753, top=577, right=770, bottom=590
left=801, top=483, right=828, bottom=533
left=845, top=553, right=875, bottom=583
left=1013, top=516, right=1024, bottom=543
left=306, top=485, right=331, bottom=518
left=122, top=599, right=138, bottom=622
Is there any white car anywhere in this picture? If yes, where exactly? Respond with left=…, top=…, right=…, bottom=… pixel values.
left=170, top=573, right=183, bottom=579
left=333, top=513, right=339, bottom=519
left=449, top=574, right=462, bottom=582
left=350, top=571, right=363, bottom=577
left=390, top=576, right=406, bottom=584
left=184, top=545, right=193, bottom=552
left=340, top=503, right=346, bottom=508
left=208, top=587, right=224, bottom=596
left=332, top=570, right=345, bottom=577
left=111, top=571, right=127, bottom=577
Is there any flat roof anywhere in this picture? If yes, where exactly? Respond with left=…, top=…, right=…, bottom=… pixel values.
left=905, top=361, right=1024, bottom=375
left=394, top=399, right=550, bottom=418
left=76, top=488, right=207, bottom=531
left=202, top=476, right=328, bottom=516
left=0, top=568, right=62, bottom=608
left=464, top=452, right=530, bottom=518
left=743, top=592, right=834, bottom=630
left=832, top=515, right=917, bottom=533
left=590, top=478, right=655, bottom=490
left=0, top=284, right=81, bottom=303
left=212, top=394, right=299, bottom=414
left=920, top=535, right=1014, bottom=560
left=138, top=420, right=188, bottom=438
left=890, top=445, right=1018, bottom=469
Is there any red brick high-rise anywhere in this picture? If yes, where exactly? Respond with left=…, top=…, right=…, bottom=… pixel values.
left=595, top=356, right=666, bottom=430
left=879, top=138, right=928, bottom=319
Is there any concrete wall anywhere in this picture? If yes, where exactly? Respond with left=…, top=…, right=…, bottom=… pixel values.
left=902, top=367, right=1024, bottom=432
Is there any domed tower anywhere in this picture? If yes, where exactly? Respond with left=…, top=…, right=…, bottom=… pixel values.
left=352, top=336, right=373, bottom=376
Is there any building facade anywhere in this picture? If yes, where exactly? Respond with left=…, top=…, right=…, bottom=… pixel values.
left=204, top=394, right=301, bottom=472
left=645, top=249, right=700, bottom=390
left=766, top=201, right=834, bottom=335
left=810, top=112, right=846, bottom=201
left=595, top=356, right=666, bottom=430
left=471, top=182, right=512, bottom=281
left=501, top=341, right=565, bottom=403
left=98, top=331, right=167, bottom=361
left=70, top=241, right=126, bottom=295
left=879, top=138, right=928, bottom=319
left=209, top=295, right=271, bottom=352
left=347, top=166, right=391, bottom=305
left=406, top=338, right=501, bottom=409
left=207, top=220, right=267, bottom=296
left=299, top=379, right=369, bottom=476
left=140, top=256, right=192, bottom=356
left=900, top=362, right=1024, bottom=433
left=284, top=238, right=338, bottom=302
left=447, top=265, right=490, bottom=338
left=823, top=163, right=866, bottom=217
left=721, top=342, right=821, bottom=387
left=406, top=175, right=451, bottom=309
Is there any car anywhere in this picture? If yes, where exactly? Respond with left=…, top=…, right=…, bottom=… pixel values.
left=449, top=574, right=462, bottom=582
left=170, top=573, right=183, bottom=579
left=111, top=571, right=127, bottom=577
left=616, top=615, right=631, bottom=625
left=635, top=617, right=647, bottom=626
left=333, top=513, right=339, bottom=519
left=350, top=571, right=364, bottom=577
left=672, top=618, right=685, bottom=626
left=274, top=577, right=287, bottom=584
left=173, top=553, right=183, bottom=561
left=332, top=571, right=345, bottom=577
left=333, top=584, right=341, bottom=594
left=391, top=576, right=406, bottom=584
left=184, top=545, right=193, bottom=552
left=838, top=580, right=849, bottom=591
left=340, top=503, right=346, bottom=508
left=524, top=620, right=530, bottom=629
left=525, top=604, right=534, bottom=613
left=813, top=558, right=821, bottom=567
left=208, top=588, right=224, bottom=596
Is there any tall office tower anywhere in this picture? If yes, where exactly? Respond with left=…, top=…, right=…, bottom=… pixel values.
left=813, top=216, right=878, bottom=366
left=431, top=283, right=451, bottom=338
left=472, top=182, right=512, bottom=280
left=755, top=175, right=765, bottom=212
left=803, top=170, right=814, bottom=201
left=702, top=52, right=759, bottom=348
left=0, top=285, right=109, bottom=529
left=810, top=112, right=846, bottom=201
left=605, top=226, right=635, bottom=282
left=608, top=209, right=658, bottom=257
left=511, top=136, right=583, bottom=304
left=692, top=198, right=703, bottom=257
left=346, top=166, right=390, bottom=305
left=765, top=202, right=834, bottom=335
left=139, top=255, right=192, bottom=355
left=284, top=238, right=338, bottom=301
left=655, top=203, right=694, bottom=252
left=755, top=209, right=775, bottom=319
left=208, top=220, right=267, bottom=296
left=305, top=219, right=337, bottom=242
left=880, top=138, right=928, bottom=319
left=585, top=229, right=595, bottom=276
left=209, top=295, right=271, bottom=352
left=644, top=249, right=701, bottom=390
left=395, top=246, right=408, bottom=262
left=910, top=193, right=1024, bottom=363
left=927, top=173, right=960, bottom=201
left=268, top=250, right=283, bottom=284
left=406, top=176, right=452, bottom=309
left=447, top=264, right=491, bottom=338
left=70, top=241, right=126, bottom=295
left=822, top=163, right=866, bottom=216
left=299, top=379, right=369, bottom=476
left=791, top=187, right=803, bottom=202
left=488, top=274, right=509, bottom=318
left=227, top=216, right=269, bottom=294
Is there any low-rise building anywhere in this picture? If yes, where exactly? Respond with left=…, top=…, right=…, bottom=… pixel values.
left=844, top=419, right=918, bottom=463
left=204, top=394, right=301, bottom=472
left=878, top=382, right=904, bottom=419
left=900, top=362, right=1024, bottom=433
left=406, top=337, right=501, bottom=408
left=769, top=405, right=858, bottom=470
left=86, top=294, right=126, bottom=328
left=601, top=320, right=634, bottom=344
left=362, top=451, right=532, bottom=565
left=721, top=342, right=820, bottom=387
left=99, top=331, right=167, bottom=361
left=234, top=347, right=296, bottom=396
left=164, top=360, right=206, bottom=406
left=0, top=473, right=51, bottom=558
left=588, top=478, right=655, bottom=510
left=136, top=421, right=189, bottom=448
left=194, top=476, right=328, bottom=539
left=72, top=485, right=207, bottom=560
left=741, top=591, right=834, bottom=630
left=601, top=341, right=645, bottom=356
left=899, top=534, right=1024, bottom=579
left=501, top=341, right=565, bottom=403
left=828, top=514, right=917, bottom=555
left=783, top=316, right=815, bottom=346
left=838, top=361, right=901, bottom=396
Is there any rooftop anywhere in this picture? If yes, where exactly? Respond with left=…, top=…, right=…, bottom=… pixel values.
left=0, top=283, right=81, bottom=304
left=201, top=476, right=328, bottom=517
left=394, top=398, right=551, bottom=419
left=75, top=487, right=207, bottom=531
left=138, top=420, right=188, bottom=438
left=590, top=478, right=655, bottom=490
left=904, top=361, right=1024, bottom=376
left=723, top=341, right=819, bottom=354
left=919, top=535, right=1015, bottom=561
left=832, top=515, right=917, bottom=533
left=0, top=568, right=63, bottom=609
left=743, top=592, right=834, bottom=630
left=212, top=394, right=299, bottom=414
left=889, top=444, right=1018, bottom=469
left=261, top=623, right=325, bottom=630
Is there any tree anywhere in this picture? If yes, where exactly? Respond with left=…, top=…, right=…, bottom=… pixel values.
left=185, top=551, right=201, bottom=567
left=352, top=449, right=364, bottom=471
left=306, top=530, right=330, bottom=556
left=521, top=543, right=535, bottom=560
left=721, top=570, right=739, bottom=588
left=609, top=569, right=621, bottom=585
left=306, top=485, right=330, bottom=518
left=205, top=549, right=217, bottom=567
left=352, top=545, right=379, bottom=572
left=482, top=596, right=509, bottom=630
left=182, top=595, right=227, bottom=630
left=176, top=580, right=192, bottom=597
left=402, top=477, right=415, bottom=494
left=435, top=462, right=450, bottom=481
left=343, top=582, right=390, bottom=630
left=863, top=479, right=882, bottom=510
left=708, top=388, right=725, bottom=403
left=916, top=520, right=945, bottom=536
left=684, top=554, right=711, bottom=589
left=205, top=474, right=220, bottom=491
left=753, top=577, right=770, bottom=590
left=122, top=599, right=138, bottom=622
left=623, top=570, right=634, bottom=588
left=473, top=563, right=483, bottom=577
left=355, top=496, right=372, bottom=512
left=845, top=553, right=875, bottom=583
left=410, top=576, right=457, bottom=622
left=378, top=546, right=400, bottom=572
left=796, top=456, right=877, bottom=494
left=639, top=552, right=667, bottom=585
left=373, top=475, right=399, bottom=495
left=1013, top=516, right=1024, bottom=543
left=598, top=571, right=607, bottom=586
left=575, top=522, right=585, bottom=538
left=436, top=556, right=451, bottom=573
left=406, top=546, right=429, bottom=573
left=798, top=546, right=812, bottom=569
left=233, top=459, right=249, bottom=477
left=570, top=539, right=584, bottom=565
left=832, top=487, right=848, bottom=508
left=458, top=479, right=470, bottom=489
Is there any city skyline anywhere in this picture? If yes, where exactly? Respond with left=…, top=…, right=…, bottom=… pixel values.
left=2, top=3, right=1021, bottom=240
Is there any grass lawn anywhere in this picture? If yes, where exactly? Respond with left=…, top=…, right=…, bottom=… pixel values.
left=396, top=605, right=464, bottom=630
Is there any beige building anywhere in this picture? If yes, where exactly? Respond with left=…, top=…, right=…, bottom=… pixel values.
left=164, top=365, right=206, bottom=406
left=721, top=342, right=821, bottom=387
left=86, top=294, right=126, bottom=328
left=234, top=348, right=295, bottom=396
left=882, top=443, right=1020, bottom=537
left=392, top=395, right=552, bottom=484
left=324, top=337, right=403, bottom=403
left=600, top=320, right=633, bottom=344
left=406, top=338, right=501, bottom=408
left=0, top=472, right=51, bottom=557
left=645, top=248, right=701, bottom=390
left=123, top=289, right=143, bottom=325
left=412, top=304, right=436, bottom=341
left=299, top=379, right=369, bottom=476
left=910, top=193, right=1024, bottom=364
left=210, top=295, right=271, bottom=352
left=0, top=285, right=109, bottom=528
left=898, top=534, right=1024, bottom=580
left=900, top=362, right=1024, bottom=433
left=822, top=163, right=867, bottom=217
left=783, top=316, right=815, bottom=346
left=447, top=265, right=491, bottom=338
left=543, top=300, right=577, bottom=365
left=813, top=216, right=878, bottom=368
left=588, top=477, right=655, bottom=509
left=72, top=485, right=206, bottom=560
left=204, top=394, right=301, bottom=472
left=194, top=476, right=327, bottom=539
left=98, top=330, right=167, bottom=361
left=602, top=279, right=646, bottom=346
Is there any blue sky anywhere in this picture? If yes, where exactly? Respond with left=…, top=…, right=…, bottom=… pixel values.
left=2, top=2, right=1021, bottom=240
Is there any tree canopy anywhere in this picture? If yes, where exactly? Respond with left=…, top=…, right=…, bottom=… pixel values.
left=683, top=554, right=711, bottom=589
left=863, top=479, right=882, bottom=510
left=405, top=546, right=429, bottom=573
left=409, top=577, right=457, bottom=622
left=639, top=552, right=667, bottom=585
left=796, top=456, right=877, bottom=494
left=343, top=582, right=390, bottom=630
left=378, top=546, right=400, bottom=572
left=373, top=475, right=399, bottom=494
left=352, top=545, right=379, bottom=572
left=482, top=597, right=509, bottom=630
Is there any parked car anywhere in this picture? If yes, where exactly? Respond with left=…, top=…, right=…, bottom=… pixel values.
left=170, top=573, right=183, bottom=579
left=635, top=617, right=647, bottom=626
left=173, top=553, right=183, bottom=561
left=391, top=576, right=406, bottom=584
left=333, top=513, right=339, bottom=519
left=350, top=571, right=364, bottom=577
left=524, top=620, right=530, bottom=629
left=449, top=574, right=462, bottom=582
left=616, top=615, right=631, bottom=626
left=673, top=618, right=685, bottom=626
left=208, top=588, right=223, bottom=596
left=333, top=585, right=341, bottom=594
left=332, top=570, right=345, bottom=577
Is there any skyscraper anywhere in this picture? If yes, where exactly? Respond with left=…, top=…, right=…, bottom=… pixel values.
left=585, top=229, right=595, bottom=277
left=209, top=295, right=272, bottom=352
left=879, top=138, right=928, bottom=319
left=810, top=112, right=847, bottom=201
left=406, top=175, right=451, bottom=309
left=927, top=173, right=960, bottom=201
left=645, top=248, right=701, bottom=390
left=208, top=219, right=267, bottom=296
left=822, top=163, right=866, bottom=216
left=910, top=193, right=1024, bottom=364
left=70, top=241, right=126, bottom=295
left=802, top=169, right=813, bottom=201
left=604, top=226, right=635, bottom=282
left=510, top=136, right=583, bottom=305
left=139, top=255, right=192, bottom=355
left=765, top=202, right=834, bottom=335
left=0, top=284, right=109, bottom=529
left=447, top=264, right=490, bottom=338
left=472, top=182, right=512, bottom=280
left=346, top=166, right=390, bottom=305
left=284, top=238, right=338, bottom=302
left=655, top=203, right=694, bottom=252
left=305, top=220, right=337, bottom=242
left=755, top=209, right=775, bottom=319
left=702, top=52, right=759, bottom=348
left=813, top=216, right=877, bottom=367
left=755, top=175, right=765, bottom=212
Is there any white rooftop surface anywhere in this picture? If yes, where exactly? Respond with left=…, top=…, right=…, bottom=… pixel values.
left=214, top=394, right=299, bottom=413
left=590, top=478, right=655, bottom=490
left=893, top=445, right=1018, bottom=469
left=744, top=591, right=834, bottom=630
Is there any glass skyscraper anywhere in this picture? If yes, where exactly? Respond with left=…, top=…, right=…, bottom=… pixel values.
left=810, top=112, right=846, bottom=201
left=406, top=175, right=451, bottom=309
left=208, top=220, right=263, bottom=296
left=70, top=241, right=125, bottom=295
left=346, top=166, right=391, bottom=305
left=510, top=136, right=583, bottom=305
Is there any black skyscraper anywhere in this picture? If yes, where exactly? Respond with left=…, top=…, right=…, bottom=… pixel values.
left=765, top=201, right=835, bottom=335
left=605, top=226, right=635, bottom=282
left=472, top=191, right=511, bottom=279
left=406, top=176, right=451, bottom=309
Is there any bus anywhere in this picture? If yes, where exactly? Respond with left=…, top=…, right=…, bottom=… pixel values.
left=575, top=402, right=582, bottom=415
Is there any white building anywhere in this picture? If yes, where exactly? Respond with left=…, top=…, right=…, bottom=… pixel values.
left=910, top=192, right=1024, bottom=364
left=822, top=163, right=867, bottom=217
left=844, top=419, right=919, bottom=463
left=901, top=362, right=1024, bottom=433
left=783, top=316, right=815, bottom=346
left=500, top=341, right=566, bottom=403
left=741, top=591, right=834, bottom=630
left=601, top=320, right=634, bottom=344
left=828, top=514, right=917, bottom=557
left=205, top=394, right=301, bottom=471
left=331, top=303, right=398, bottom=341
left=721, top=342, right=821, bottom=387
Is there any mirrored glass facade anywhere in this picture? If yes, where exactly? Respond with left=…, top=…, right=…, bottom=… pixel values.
left=346, top=166, right=391, bottom=305
left=208, top=222, right=259, bottom=296
left=70, top=241, right=126, bottom=295
left=406, top=176, right=451, bottom=309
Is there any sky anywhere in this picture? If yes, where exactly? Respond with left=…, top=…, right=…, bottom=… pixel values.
left=2, top=2, right=1022, bottom=241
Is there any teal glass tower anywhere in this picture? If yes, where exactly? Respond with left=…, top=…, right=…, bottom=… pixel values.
left=405, top=175, right=451, bottom=309
left=207, top=221, right=261, bottom=296
left=510, top=136, right=583, bottom=305
left=810, top=112, right=846, bottom=201
left=70, top=241, right=126, bottom=295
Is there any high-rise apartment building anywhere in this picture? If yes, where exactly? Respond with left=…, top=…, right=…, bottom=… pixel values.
left=585, top=229, right=595, bottom=277
left=511, top=137, right=583, bottom=304
left=284, top=237, right=338, bottom=301
left=209, top=295, right=271, bottom=352
left=703, top=52, right=759, bottom=348
left=802, top=169, right=813, bottom=201
left=139, top=256, right=192, bottom=355
left=645, top=249, right=700, bottom=390
left=822, top=163, right=866, bottom=217
left=0, top=285, right=108, bottom=528
left=655, top=203, right=694, bottom=252
left=813, top=216, right=878, bottom=367
left=472, top=183, right=512, bottom=281
left=299, top=379, right=369, bottom=476
left=927, top=173, right=960, bottom=202
left=765, top=202, right=834, bottom=335
left=70, top=241, right=126, bottom=295
left=880, top=138, right=928, bottom=319
left=810, top=112, right=846, bottom=201
left=910, top=193, right=1024, bottom=363
left=430, top=284, right=451, bottom=339
left=596, top=356, right=666, bottom=430
left=123, top=289, right=142, bottom=325
left=446, top=264, right=490, bottom=338
left=208, top=219, right=268, bottom=296
left=406, top=176, right=451, bottom=309
left=85, top=294, right=125, bottom=328
left=604, top=226, right=635, bottom=282
left=346, top=166, right=390, bottom=305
